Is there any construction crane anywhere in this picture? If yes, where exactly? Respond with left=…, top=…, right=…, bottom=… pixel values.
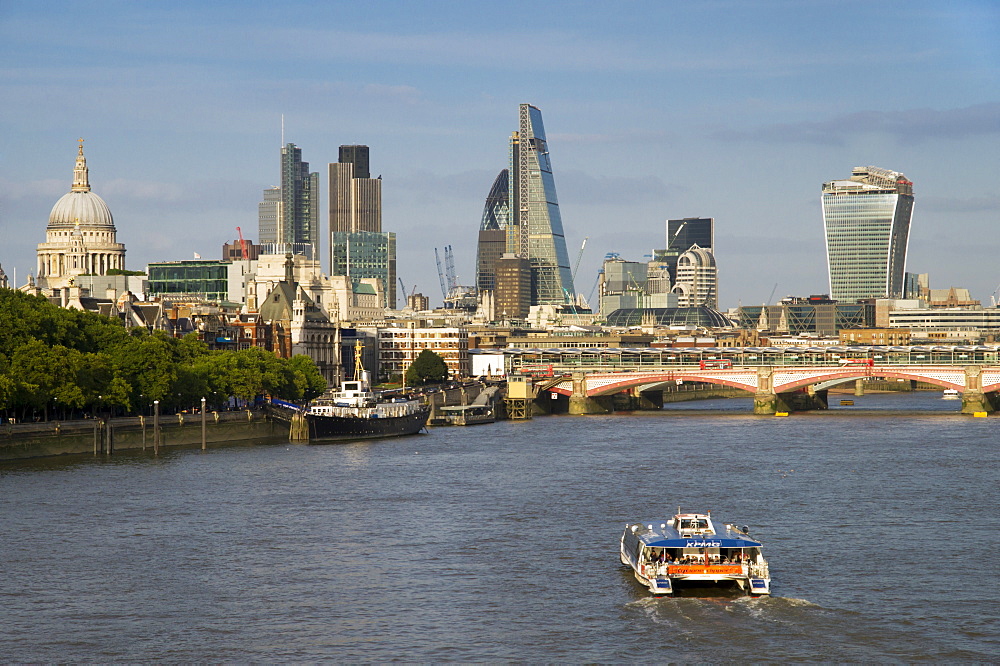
left=572, top=237, right=588, bottom=283
left=588, top=269, right=603, bottom=304
left=444, top=245, right=458, bottom=292
left=667, top=219, right=689, bottom=249
left=235, top=226, right=249, bottom=260
left=398, top=278, right=410, bottom=302
left=434, top=248, right=448, bottom=299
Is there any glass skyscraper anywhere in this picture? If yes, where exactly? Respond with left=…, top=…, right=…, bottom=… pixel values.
left=257, top=186, right=280, bottom=245
left=653, top=217, right=714, bottom=284
left=475, top=169, right=509, bottom=293
left=508, top=104, right=575, bottom=305
left=328, top=145, right=390, bottom=306
left=272, top=143, right=319, bottom=259
left=822, top=166, right=914, bottom=302
left=331, top=231, right=396, bottom=309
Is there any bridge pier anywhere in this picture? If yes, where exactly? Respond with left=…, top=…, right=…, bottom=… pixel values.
left=754, top=392, right=785, bottom=415
left=569, top=395, right=613, bottom=414
left=961, top=366, right=998, bottom=414
left=960, top=390, right=999, bottom=414
left=638, top=389, right=664, bottom=410
left=568, top=372, right=612, bottom=415
left=854, top=379, right=865, bottom=397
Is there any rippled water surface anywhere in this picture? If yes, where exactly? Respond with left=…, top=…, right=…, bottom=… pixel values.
left=1, top=392, right=997, bottom=661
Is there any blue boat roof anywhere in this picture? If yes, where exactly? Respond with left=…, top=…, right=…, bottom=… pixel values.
left=628, top=514, right=762, bottom=549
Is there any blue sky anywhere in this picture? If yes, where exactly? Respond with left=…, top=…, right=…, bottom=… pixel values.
left=2, top=0, right=998, bottom=308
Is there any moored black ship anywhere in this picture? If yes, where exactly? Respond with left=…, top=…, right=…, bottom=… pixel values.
left=268, top=341, right=429, bottom=442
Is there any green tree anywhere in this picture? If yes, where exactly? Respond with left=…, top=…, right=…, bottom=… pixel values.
left=286, top=354, right=328, bottom=400
left=216, top=347, right=286, bottom=401
left=405, top=349, right=449, bottom=385
left=9, top=340, right=71, bottom=419
left=175, top=332, right=210, bottom=364
left=109, top=332, right=178, bottom=408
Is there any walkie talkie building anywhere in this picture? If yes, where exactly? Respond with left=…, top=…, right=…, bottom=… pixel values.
left=822, top=166, right=914, bottom=302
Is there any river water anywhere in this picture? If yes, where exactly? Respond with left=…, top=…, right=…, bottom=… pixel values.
left=1, top=392, right=996, bottom=661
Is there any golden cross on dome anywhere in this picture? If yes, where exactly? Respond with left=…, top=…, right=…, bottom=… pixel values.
left=78, top=138, right=85, bottom=155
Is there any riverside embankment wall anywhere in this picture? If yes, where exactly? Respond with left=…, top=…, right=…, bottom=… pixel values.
left=0, top=411, right=280, bottom=461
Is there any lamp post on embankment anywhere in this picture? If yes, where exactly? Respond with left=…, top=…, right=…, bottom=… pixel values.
left=153, top=400, right=160, bottom=454
left=201, top=397, right=207, bottom=450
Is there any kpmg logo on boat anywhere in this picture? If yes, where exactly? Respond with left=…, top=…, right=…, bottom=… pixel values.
left=686, top=540, right=722, bottom=548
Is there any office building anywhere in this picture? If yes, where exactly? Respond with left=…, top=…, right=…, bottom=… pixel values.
left=329, top=145, right=381, bottom=235
left=507, top=104, right=575, bottom=305
left=652, top=217, right=714, bottom=284
left=475, top=169, right=510, bottom=293
left=599, top=257, right=677, bottom=316
left=257, top=146, right=318, bottom=259
left=378, top=326, right=469, bottom=381
left=273, top=144, right=319, bottom=260
left=328, top=145, right=392, bottom=306
left=407, top=292, right=430, bottom=311
left=736, top=298, right=873, bottom=336
left=36, top=140, right=127, bottom=293
left=257, top=186, right=280, bottom=245
left=329, top=145, right=380, bottom=236
left=494, top=253, right=532, bottom=320
left=223, top=238, right=260, bottom=262
left=672, top=245, right=718, bottom=307
left=822, top=166, right=914, bottom=302
left=331, top=231, right=396, bottom=309
left=147, top=260, right=245, bottom=304
left=338, top=145, right=370, bottom=180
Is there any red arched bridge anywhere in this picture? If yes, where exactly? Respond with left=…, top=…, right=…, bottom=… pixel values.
left=497, top=345, right=1000, bottom=414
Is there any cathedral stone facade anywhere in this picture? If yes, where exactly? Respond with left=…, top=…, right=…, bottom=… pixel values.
left=36, top=140, right=126, bottom=293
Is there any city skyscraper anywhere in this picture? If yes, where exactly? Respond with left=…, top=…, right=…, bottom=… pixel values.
left=328, top=145, right=394, bottom=307
left=822, top=166, right=914, bottom=302
left=277, top=143, right=319, bottom=260
left=475, top=169, right=509, bottom=293
left=257, top=186, right=280, bottom=245
left=654, top=217, right=714, bottom=284
left=507, top=104, right=575, bottom=305
left=329, top=145, right=381, bottom=237
left=331, top=231, right=396, bottom=309
left=672, top=245, right=718, bottom=307
left=338, top=145, right=370, bottom=179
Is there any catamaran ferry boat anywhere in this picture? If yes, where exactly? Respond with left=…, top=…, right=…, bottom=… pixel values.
left=620, top=511, right=771, bottom=596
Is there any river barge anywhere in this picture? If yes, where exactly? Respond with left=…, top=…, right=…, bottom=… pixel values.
left=619, top=511, right=770, bottom=596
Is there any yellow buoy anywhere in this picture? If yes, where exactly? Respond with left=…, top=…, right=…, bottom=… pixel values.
left=775, top=412, right=789, bottom=417
left=973, top=411, right=988, bottom=418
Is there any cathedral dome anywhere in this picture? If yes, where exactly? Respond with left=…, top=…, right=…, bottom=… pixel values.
left=47, top=140, right=115, bottom=228
left=48, top=190, right=114, bottom=228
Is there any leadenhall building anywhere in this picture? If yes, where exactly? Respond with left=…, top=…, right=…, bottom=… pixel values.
left=35, top=140, right=126, bottom=295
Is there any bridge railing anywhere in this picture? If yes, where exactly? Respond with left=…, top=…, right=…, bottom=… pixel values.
left=504, top=345, right=1000, bottom=374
